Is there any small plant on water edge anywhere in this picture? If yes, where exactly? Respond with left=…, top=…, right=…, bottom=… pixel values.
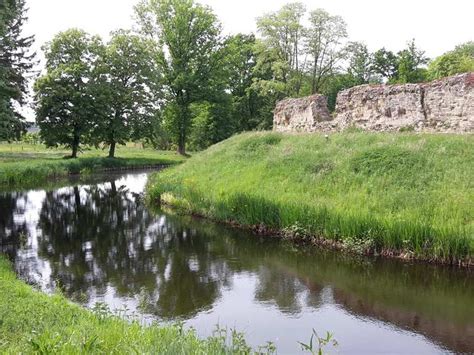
left=211, top=325, right=276, bottom=354
left=342, top=235, right=375, bottom=255
left=92, top=302, right=112, bottom=322
left=298, top=330, right=338, bottom=355
left=283, top=222, right=312, bottom=242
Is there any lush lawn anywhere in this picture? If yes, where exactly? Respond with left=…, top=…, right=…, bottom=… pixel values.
left=147, top=132, right=474, bottom=265
left=0, top=143, right=185, bottom=189
left=0, top=257, right=270, bottom=354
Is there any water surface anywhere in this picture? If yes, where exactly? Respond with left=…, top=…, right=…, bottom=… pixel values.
left=1, top=171, right=473, bottom=354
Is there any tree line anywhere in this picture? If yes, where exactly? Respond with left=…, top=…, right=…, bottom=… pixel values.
left=1, top=0, right=473, bottom=156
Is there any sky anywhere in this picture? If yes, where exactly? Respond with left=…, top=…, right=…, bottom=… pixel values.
left=25, top=0, right=473, bottom=59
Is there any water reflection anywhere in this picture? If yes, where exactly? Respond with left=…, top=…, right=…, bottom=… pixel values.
left=0, top=172, right=472, bottom=354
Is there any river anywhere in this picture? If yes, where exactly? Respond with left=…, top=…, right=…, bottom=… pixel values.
left=0, top=171, right=472, bottom=354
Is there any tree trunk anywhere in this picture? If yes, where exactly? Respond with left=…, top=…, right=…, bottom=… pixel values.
left=177, top=133, right=186, bottom=155
left=108, top=141, right=116, bottom=158
left=177, top=101, right=189, bottom=156
left=71, top=134, right=79, bottom=158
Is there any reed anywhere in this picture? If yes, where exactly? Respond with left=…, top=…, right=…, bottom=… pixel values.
left=147, top=132, right=474, bottom=264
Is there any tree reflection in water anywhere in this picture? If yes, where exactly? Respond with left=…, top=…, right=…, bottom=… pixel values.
left=1, top=172, right=473, bottom=353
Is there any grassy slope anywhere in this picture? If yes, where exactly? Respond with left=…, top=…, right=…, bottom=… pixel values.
left=148, top=132, right=474, bottom=264
left=0, top=143, right=184, bottom=189
left=0, top=257, right=261, bottom=354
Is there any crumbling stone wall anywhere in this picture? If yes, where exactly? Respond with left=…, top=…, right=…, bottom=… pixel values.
left=273, top=73, right=474, bottom=133
left=273, top=94, right=333, bottom=133
left=336, top=72, right=474, bottom=132
left=423, top=73, right=474, bottom=132
left=335, top=84, right=426, bottom=131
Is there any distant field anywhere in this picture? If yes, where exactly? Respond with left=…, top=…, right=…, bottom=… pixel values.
left=148, top=131, right=474, bottom=265
left=0, top=143, right=185, bottom=189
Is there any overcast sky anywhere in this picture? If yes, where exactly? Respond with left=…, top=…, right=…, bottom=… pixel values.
left=25, top=0, right=473, bottom=59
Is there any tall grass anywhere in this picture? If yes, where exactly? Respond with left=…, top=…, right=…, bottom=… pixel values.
left=0, top=143, right=184, bottom=189
left=0, top=257, right=272, bottom=354
left=147, top=132, right=474, bottom=264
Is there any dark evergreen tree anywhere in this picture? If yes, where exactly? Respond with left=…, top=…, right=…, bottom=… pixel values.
left=0, top=0, right=35, bottom=141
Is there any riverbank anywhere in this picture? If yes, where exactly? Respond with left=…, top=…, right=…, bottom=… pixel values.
left=0, top=256, right=264, bottom=353
left=0, top=143, right=185, bottom=190
left=147, top=132, right=474, bottom=266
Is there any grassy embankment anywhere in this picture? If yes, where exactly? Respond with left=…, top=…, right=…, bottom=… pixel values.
left=0, top=143, right=185, bottom=189
left=0, top=257, right=269, bottom=354
left=147, top=132, right=474, bottom=265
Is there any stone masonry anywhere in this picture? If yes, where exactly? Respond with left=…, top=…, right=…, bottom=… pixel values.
left=273, top=94, right=334, bottom=133
left=273, top=73, right=474, bottom=133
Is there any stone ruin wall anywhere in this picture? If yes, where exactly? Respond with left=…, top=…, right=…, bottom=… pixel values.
left=273, top=72, right=474, bottom=133
left=273, top=94, right=334, bottom=133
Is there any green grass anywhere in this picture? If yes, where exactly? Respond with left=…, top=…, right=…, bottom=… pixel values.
left=147, top=132, right=474, bottom=264
left=0, top=143, right=185, bottom=190
left=0, top=257, right=273, bottom=354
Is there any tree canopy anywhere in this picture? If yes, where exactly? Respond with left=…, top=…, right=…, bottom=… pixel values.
left=93, top=31, right=161, bottom=157
left=428, top=42, right=474, bottom=80
left=0, top=0, right=35, bottom=141
left=135, top=0, right=222, bottom=155
left=1, top=0, right=469, bottom=154
left=35, top=29, right=104, bottom=158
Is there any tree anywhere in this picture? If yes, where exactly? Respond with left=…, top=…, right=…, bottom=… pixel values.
left=396, top=39, right=428, bottom=83
left=222, top=34, right=262, bottom=131
left=346, top=42, right=375, bottom=85
left=35, top=29, right=104, bottom=158
left=427, top=42, right=474, bottom=80
left=135, top=0, right=222, bottom=155
left=372, top=48, right=398, bottom=82
left=255, top=2, right=306, bottom=96
left=0, top=0, right=35, bottom=141
left=94, top=31, right=161, bottom=158
left=373, top=40, right=428, bottom=83
left=304, top=9, right=348, bottom=94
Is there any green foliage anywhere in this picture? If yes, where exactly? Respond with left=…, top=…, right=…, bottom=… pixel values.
left=255, top=2, right=306, bottom=96
left=223, top=34, right=271, bottom=131
left=148, top=132, right=474, bottom=263
left=0, top=257, right=273, bottom=354
left=20, top=132, right=41, bottom=144
left=346, top=42, right=378, bottom=85
left=135, top=0, right=222, bottom=155
left=298, top=330, right=338, bottom=355
left=395, top=39, right=429, bottom=83
left=0, top=0, right=35, bottom=141
left=305, top=9, right=348, bottom=93
left=428, top=42, right=474, bottom=80
left=0, top=143, right=184, bottom=190
left=373, top=40, right=428, bottom=84
left=372, top=48, right=399, bottom=81
left=93, top=31, right=161, bottom=157
left=188, top=101, right=214, bottom=150
left=35, top=29, right=104, bottom=158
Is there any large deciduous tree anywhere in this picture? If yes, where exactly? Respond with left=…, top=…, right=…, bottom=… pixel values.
left=304, top=8, right=348, bottom=94
left=396, top=39, right=428, bottom=83
left=372, top=48, right=399, bottom=82
left=35, top=29, right=104, bottom=158
left=255, top=2, right=306, bottom=96
left=346, top=42, right=375, bottom=85
left=94, top=31, right=161, bottom=158
left=373, top=40, right=428, bottom=83
left=136, top=0, right=222, bottom=155
left=0, top=0, right=35, bottom=141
